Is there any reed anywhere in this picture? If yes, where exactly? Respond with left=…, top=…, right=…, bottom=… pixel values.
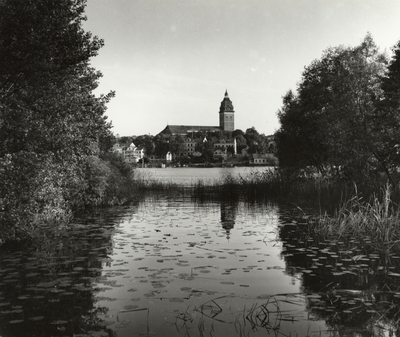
left=131, top=169, right=182, bottom=192
left=190, top=168, right=357, bottom=211
left=310, top=184, right=400, bottom=248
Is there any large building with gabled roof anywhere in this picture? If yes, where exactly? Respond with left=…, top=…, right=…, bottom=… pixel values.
left=158, top=90, right=235, bottom=136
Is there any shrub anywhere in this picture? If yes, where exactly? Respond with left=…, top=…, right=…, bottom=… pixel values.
left=0, top=151, right=73, bottom=242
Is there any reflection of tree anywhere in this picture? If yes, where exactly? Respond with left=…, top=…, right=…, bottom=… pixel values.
left=0, top=204, right=138, bottom=337
left=220, top=201, right=237, bottom=240
left=278, top=210, right=400, bottom=336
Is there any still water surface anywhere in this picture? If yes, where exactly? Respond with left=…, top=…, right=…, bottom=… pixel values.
left=1, top=168, right=400, bottom=336
left=137, top=166, right=269, bottom=185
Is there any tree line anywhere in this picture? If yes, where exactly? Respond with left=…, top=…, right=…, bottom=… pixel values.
left=275, top=34, right=400, bottom=186
left=119, top=127, right=275, bottom=163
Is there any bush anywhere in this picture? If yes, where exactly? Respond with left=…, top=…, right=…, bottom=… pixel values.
left=0, top=151, right=73, bottom=242
left=82, top=152, right=137, bottom=206
left=0, top=150, right=139, bottom=243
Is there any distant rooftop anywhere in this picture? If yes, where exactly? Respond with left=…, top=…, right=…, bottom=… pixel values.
left=158, top=125, right=221, bottom=136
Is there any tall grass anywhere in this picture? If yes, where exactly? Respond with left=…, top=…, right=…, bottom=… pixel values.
left=132, top=168, right=181, bottom=191
left=191, top=168, right=360, bottom=211
left=310, top=184, right=400, bottom=248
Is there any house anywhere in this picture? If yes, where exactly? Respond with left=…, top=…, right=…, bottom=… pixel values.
left=148, top=152, right=173, bottom=167
left=213, top=149, right=228, bottom=160
left=112, top=143, right=124, bottom=154
left=180, top=138, right=197, bottom=157
left=252, top=153, right=278, bottom=166
left=121, top=142, right=145, bottom=163
left=214, top=138, right=237, bottom=155
left=148, top=155, right=163, bottom=166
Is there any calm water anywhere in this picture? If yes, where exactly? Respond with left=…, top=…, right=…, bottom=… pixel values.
left=1, top=169, right=400, bottom=336
left=137, top=166, right=270, bottom=185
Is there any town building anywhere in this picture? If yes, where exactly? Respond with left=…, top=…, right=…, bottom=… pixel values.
left=252, top=153, right=278, bottom=166
left=214, top=138, right=237, bottom=155
left=158, top=90, right=235, bottom=136
left=115, top=142, right=145, bottom=163
left=180, top=138, right=197, bottom=157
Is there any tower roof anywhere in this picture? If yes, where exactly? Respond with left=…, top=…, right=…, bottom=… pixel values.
left=219, top=90, right=234, bottom=113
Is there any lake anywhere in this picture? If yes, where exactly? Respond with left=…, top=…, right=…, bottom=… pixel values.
left=1, top=168, right=400, bottom=337
left=137, top=166, right=271, bottom=185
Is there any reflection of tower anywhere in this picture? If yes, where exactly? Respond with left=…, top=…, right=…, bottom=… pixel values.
left=220, top=201, right=237, bottom=240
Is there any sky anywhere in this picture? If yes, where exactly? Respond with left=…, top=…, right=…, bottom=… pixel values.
left=83, top=0, right=400, bottom=137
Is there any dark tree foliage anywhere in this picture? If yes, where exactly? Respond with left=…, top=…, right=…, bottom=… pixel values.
left=168, top=135, right=186, bottom=156
left=275, top=90, right=328, bottom=171
left=276, top=34, right=396, bottom=183
left=134, top=134, right=155, bottom=156
left=153, top=134, right=170, bottom=157
left=378, top=40, right=400, bottom=173
left=382, top=40, right=400, bottom=105
left=0, top=0, right=120, bottom=242
left=244, top=127, right=270, bottom=154
left=195, top=139, right=215, bottom=161
left=232, top=129, right=245, bottom=138
left=0, top=0, right=114, bottom=157
left=235, top=134, right=247, bottom=153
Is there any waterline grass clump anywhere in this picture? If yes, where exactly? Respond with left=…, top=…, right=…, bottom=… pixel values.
left=310, top=185, right=400, bottom=248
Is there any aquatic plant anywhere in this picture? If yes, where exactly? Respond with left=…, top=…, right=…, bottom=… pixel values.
left=189, top=168, right=353, bottom=213
left=310, top=184, right=400, bottom=248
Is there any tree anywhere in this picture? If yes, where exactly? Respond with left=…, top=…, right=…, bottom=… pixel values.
left=276, top=34, right=391, bottom=182
left=195, top=137, right=215, bottom=161
left=275, top=90, right=328, bottom=171
left=153, top=134, right=170, bottom=158
left=134, top=134, right=155, bottom=156
left=119, top=136, right=133, bottom=144
left=232, top=129, right=245, bottom=138
left=168, top=135, right=186, bottom=157
left=235, top=134, right=247, bottom=153
left=245, top=127, right=262, bottom=153
left=0, top=0, right=114, bottom=158
left=377, top=39, right=400, bottom=175
left=0, top=0, right=115, bottom=241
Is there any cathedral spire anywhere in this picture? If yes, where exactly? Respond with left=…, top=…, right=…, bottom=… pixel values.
left=219, top=89, right=234, bottom=113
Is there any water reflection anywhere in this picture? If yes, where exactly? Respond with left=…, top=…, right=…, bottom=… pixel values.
left=0, top=206, right=139, bottom=337
left=5, top=192, right=400, bottom=336
left=278, top=209, right=400, bottom=336
left=220, top=200, right=237, bottom=240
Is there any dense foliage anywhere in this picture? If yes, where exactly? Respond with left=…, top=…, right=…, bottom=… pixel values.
left=275, top=34, right=400, bottom=185
left=0, top=0, right=131, bottom=242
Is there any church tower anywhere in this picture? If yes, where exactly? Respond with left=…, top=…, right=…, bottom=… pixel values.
left=219, top=90, right=235, bottom=131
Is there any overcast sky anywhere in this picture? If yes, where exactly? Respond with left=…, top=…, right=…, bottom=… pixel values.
left=83, top=0, right=400, bottom=137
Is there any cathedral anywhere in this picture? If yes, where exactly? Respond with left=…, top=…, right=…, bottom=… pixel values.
left=158, top=90, right=235, bottom=136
